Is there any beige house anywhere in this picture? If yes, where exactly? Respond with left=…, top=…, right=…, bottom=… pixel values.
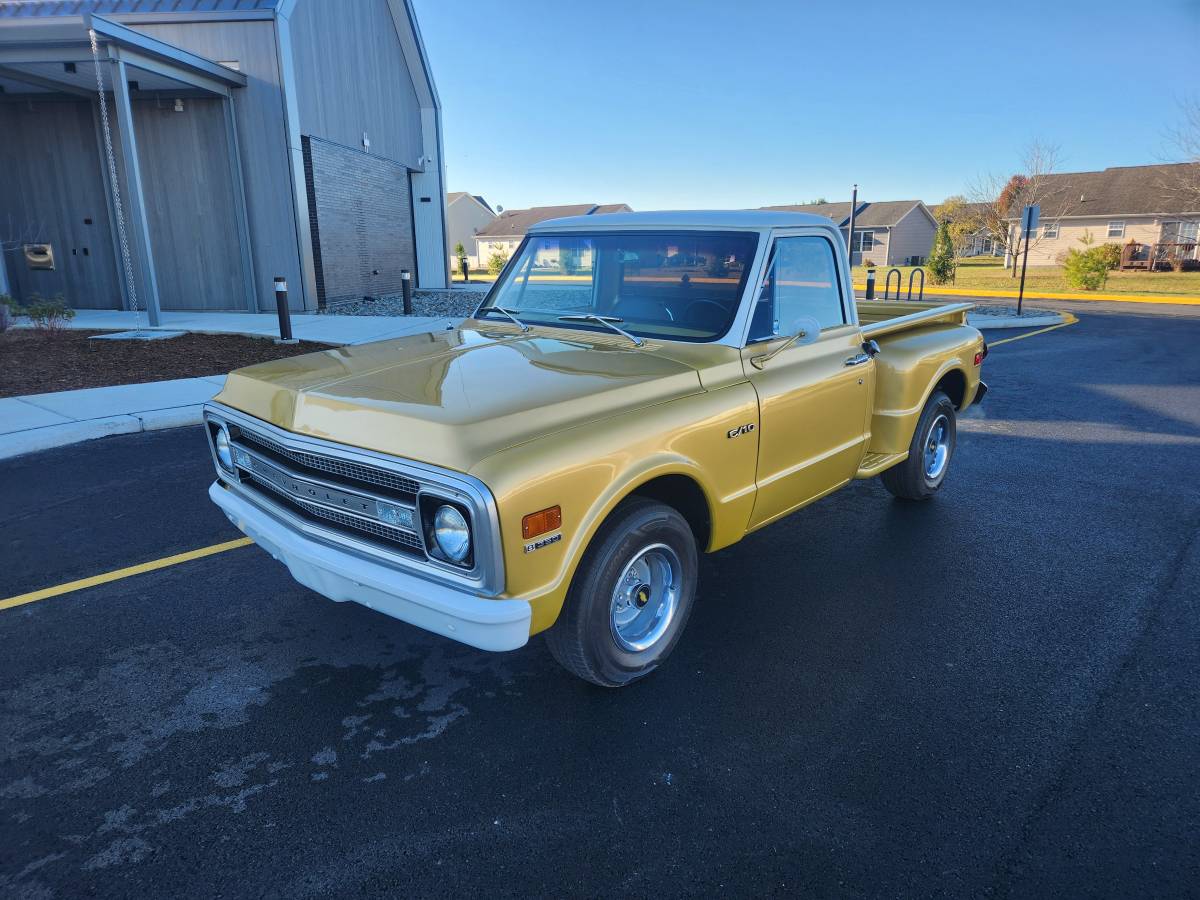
left=445, top=192, right=496, bottom=269
left=1004, top=163, right=1200, bottom=267
left=474, top=203, right=631, bottom=266
left=760, top=200, right=938, bottom=266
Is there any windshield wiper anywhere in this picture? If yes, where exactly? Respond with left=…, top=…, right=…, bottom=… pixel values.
left=476, top=305, right=530, bottom=331
left=557, top=314, right=645, bottom=347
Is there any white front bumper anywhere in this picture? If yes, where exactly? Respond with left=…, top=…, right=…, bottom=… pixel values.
left=209, top=482, right=531, bottom=651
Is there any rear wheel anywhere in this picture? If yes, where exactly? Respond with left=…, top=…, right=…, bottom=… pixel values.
left=880, top=390, right=957, bottom=501
left=545, top=498, right=698, bottom=687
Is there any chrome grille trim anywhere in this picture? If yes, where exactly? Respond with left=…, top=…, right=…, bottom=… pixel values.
left=242, top=474, right=425, bottom=553
left=238, top=429, right=421, bottom=496
left=203, top=403, right=505, bottom=596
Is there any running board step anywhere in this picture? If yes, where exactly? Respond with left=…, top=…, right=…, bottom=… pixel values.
left=855, top=451, right=909, bottom=478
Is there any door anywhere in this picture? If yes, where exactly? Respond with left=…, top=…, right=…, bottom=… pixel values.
left=743, top=233, right=872, bottom=529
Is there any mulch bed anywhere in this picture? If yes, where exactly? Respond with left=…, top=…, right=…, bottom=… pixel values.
left=0, top=329, right=331, bottom=398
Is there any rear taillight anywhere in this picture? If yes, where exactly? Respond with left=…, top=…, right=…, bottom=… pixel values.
left=974, top=343, right=988, bottom=366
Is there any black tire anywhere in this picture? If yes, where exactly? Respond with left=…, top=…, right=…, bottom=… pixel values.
left=545, top=497, right=698, bottom=687
left=880, top=390, right=957, bottom=501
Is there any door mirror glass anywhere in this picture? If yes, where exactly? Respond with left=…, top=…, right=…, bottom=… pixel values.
left=788, top=315, right=821, bottom=346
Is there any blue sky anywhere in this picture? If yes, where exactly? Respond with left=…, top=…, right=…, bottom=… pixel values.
left=413, top=0, right=1200, bottom=211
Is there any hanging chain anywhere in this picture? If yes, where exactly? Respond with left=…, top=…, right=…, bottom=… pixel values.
left=89, top=29, right=143, bottom=332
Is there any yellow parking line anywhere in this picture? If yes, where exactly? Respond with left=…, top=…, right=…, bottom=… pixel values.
left=988, top=312, right=1079, bottom=347
left=0, top=537, right=253, bottom=612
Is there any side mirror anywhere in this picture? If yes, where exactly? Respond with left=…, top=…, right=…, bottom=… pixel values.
left=750, top=316, right=821, bottom=369
left=788, top=315, right=821, bottom=347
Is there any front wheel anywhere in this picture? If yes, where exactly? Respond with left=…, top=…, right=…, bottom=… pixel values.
left=545, top=498, right=698, bottom=687
left=880, top=390, right=957, bottom=500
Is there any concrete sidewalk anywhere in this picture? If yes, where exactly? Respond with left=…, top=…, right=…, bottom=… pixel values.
left=0, top=376, right=228, bottom=460
left=13, top=309, right=460, bottom=345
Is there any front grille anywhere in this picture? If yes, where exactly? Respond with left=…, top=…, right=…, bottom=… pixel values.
left=242, top=473, right=425, bottom=556
left=238, top=429, right=421, bottom=496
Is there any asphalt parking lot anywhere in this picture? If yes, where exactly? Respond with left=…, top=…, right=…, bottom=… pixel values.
left=3, top=301, right=1198, bottom=898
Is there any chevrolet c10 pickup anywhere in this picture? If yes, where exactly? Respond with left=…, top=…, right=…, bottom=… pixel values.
left=204, top=211, right=987, bottom=686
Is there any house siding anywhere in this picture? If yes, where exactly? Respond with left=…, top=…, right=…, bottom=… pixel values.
left=446, top=197, right=495, bottom=267
left=885, top=205, right=937, bottom=266
left=1010, top=216, right=1162, bottom=265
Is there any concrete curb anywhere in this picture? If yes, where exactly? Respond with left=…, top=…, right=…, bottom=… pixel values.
left=968, top=312, right=1065, bottom=330
left=0, top=377, right=223, bottom=461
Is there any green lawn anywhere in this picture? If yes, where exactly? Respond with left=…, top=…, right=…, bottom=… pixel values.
left=853, top=261, right=1200, bottom=297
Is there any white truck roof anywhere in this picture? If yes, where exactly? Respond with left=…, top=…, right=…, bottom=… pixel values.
left=529, top=210, right=838, bottom=233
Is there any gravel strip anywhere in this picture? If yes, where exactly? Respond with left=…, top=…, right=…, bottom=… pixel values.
left=333, top=289, right=486, bottom=319
left=969, top=303, right=1056, bottom=319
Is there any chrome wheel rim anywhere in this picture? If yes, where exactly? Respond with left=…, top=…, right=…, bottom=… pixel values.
left=924, top=413, right=951, bottom=480
left=609, top=543, right=683, bottom=653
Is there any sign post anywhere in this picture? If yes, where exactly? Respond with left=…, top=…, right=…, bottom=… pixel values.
left=1017, top=204, right=1039, bottom=316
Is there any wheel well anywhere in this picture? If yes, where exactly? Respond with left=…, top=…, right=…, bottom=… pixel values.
left=935, top=368, right=967, bottom=409
left=629, top=474, right=712, bottom=551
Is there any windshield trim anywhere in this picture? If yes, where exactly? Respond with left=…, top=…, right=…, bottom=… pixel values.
left=474, top=229, right=763, bottom=344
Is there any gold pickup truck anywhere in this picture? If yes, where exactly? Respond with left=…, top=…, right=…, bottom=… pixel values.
left=204, top=211, right=987, bottom=686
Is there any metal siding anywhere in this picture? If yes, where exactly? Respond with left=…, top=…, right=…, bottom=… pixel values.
left=287, top=0, right=422, bottom=168
left=0, top=1, right=281, bottom=17
left=135, top=19, right=303, bottom=311
left=0, top=100, right=123, bottom=308
left=131, top=96, right=244, bottom=309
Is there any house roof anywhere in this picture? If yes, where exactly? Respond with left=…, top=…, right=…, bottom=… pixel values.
left=758, top=200, right=927, bottom=229
left=1002, top=163, right=1200, bottom=219
left=529, top=210, right=844, bottom=233
left=475, top=203, right=631, bottom=238
left=759, top=202, right=855, bottom=223
left=447, top=192, right=494, bottom=214
left=0, top=0, right=280, bottom=16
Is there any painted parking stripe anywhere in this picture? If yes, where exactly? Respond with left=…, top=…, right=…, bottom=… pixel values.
left=0, top=537, right=253, bottom=612
left=988, top=312, right=1079, bottom=347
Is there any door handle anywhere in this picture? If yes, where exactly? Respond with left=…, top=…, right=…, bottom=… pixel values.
left=844, top=353, right=871, bottom=367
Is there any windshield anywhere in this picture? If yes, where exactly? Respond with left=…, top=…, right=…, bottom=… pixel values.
left=479, top=231, right=759, bottom=342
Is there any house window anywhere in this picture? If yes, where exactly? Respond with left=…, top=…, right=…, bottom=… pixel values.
left=1042, top=223, right=1059, bottom=239
left=851, top=230, right=874, bottom=252
left=1107, top=221, right=1125, bottom=238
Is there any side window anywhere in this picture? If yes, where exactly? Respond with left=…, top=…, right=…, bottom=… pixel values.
left=750, top=236, right=846, bottom=340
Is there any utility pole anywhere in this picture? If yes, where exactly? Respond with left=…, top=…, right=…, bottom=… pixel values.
left=846, top=184, right=858, bottom=266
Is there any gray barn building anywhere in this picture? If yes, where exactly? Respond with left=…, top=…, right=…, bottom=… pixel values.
left=0, top=0, right=448, bottom=323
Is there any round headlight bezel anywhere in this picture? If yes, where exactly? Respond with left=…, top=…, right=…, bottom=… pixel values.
left=214, top=424, right=234, bottom=471
left=433, top=503, right=471, bottom=564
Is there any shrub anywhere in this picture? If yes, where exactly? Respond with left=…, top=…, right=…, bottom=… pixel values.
left=487, top=248, right=509, bottom=276
left=862, top=259, right=877, bottom=269
left=926, top=222, right=956, bottom=285
left=1095, top=242, right=1121, bottom=271
left=24, top=293, right=76, bottom=331
left=453, top=241, right=467, bottom=261
left=1062, top=246, right=1112, bottom=290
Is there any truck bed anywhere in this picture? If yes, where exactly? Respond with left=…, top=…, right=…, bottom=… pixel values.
left=856, top=300, right=973, bottom=339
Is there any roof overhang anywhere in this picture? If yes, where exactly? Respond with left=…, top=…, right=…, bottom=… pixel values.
left=0, top=13, right=246, bottom=100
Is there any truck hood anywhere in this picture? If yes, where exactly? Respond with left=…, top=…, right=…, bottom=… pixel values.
left=214, top=323, right=705, bottom=472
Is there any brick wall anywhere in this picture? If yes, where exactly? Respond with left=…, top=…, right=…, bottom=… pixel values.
left=302, top=136, right=416, bottom=308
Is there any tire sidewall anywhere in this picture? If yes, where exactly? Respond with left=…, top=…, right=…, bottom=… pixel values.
left=576, top=502, right=698, bottom=685
left=918, top=392, right=957, bottom=493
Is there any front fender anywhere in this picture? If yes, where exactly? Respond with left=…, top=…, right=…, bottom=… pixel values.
left=469, top=384, right=760, bottom=634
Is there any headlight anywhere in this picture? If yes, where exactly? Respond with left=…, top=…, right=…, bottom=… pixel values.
left=214, top=425, right=233, bottom=471
left=433, top=504, right=471, bottom=563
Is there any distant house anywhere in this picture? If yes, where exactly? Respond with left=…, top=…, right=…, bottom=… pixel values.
left=760, top=200, right=937, bottom=266
left=446, top=192, right=496, bottom=268
left=1003, top=163, right=1200, bottom=267
left=474, top=203, right=631, bottom=265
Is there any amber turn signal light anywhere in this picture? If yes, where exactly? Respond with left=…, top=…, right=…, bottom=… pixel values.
left=522, top=505, right=562, bottom=539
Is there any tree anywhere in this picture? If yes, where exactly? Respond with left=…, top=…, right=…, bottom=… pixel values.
left=926, top=222, right=956, bottom=284
left=1160, top=96, right=1200, bottom=229
left=933, top=195, right=983, bottom=271
left=487, top=247, right=509, bottom=276
left=966, top=141, right=1075, bottom=277
left=453, top=241, right=467, bottom=261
